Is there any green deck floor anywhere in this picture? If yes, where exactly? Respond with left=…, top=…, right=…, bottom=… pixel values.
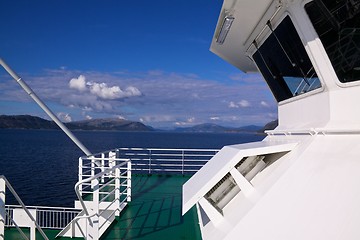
left=102, top=174, right=201, bottom=240
left=5, top=174, right=202, bottom=240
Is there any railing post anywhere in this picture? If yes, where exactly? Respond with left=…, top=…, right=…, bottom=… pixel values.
left=91, top=156, right=95, bottom=179
left=101, top=153, right=105, bottom=183
left=30, top=219, right=36, bottom=240
left=109, top=151, right=116, bottom=168
left=0, top=178, right=5, bottom=240
left=110, top=151, right=117, bottom=179
left=149, top=149, right=152, bottom=174
left=89, top=178, right=99, bottom=240
left=78, top=157, right=83, bottom=196
left=127, top=160, right=132, bottom=202
left=182, top=150, right=185, bottom=175
left=114, top=167, right=120, bottom=217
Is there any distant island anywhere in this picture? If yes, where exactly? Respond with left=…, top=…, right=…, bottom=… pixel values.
left=0, top=115, right=277, bottom=133
left=174, top=123, right=262, bottom=133
left=0, top=115, right=152, bottom=132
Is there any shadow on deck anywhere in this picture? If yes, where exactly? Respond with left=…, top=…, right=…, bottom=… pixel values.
left=101, top=174, right=201, bottom=240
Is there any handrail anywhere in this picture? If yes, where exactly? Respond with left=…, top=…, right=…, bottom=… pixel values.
left=74, top=161, right=129, bottom=216
left=0, top=175, right=49, bottom=240
left=81, top=147, right=220, bottom=159
left=114, top=147, right=219, bottom=175
left=72, top=160, right=130, bottom=239
left=5, top=204, right=81, bottom=211
left=79, top=148, right=219, bottom=177
left=5, top=205, right=81, bottom=230
left=266, top=129, right=360, bottom=136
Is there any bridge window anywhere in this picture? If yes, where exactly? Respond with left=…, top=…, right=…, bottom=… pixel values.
left=253, top=16, right=321, bottom=102
left=305, top=0, right=360, bottom=83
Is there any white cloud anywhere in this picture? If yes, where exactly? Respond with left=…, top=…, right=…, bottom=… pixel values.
left=229, top=100, right=250, bottom=108
left=175, top=117, right=197, bottom=126
left=116, top=115, right=126, bottom=120
left=88, top=82, right=141, bottom=100
left=88, top=82, right=120, bottom=99
left=187, top=117, right=195, bottom=123
left=229, top=101, right=238, bottom=108
left=63, top=74, right=144, bottom=117
left=57, top=112, right=72, bottom=123
left=61, top=94, right=113, bottom=111
left=239, top=100, right=250, bottom=107
left=229, top=72, right=264, bottom=83
left=69, top=75, right=142, bottom=100
left=229, top=73, right=243, bottom=81
left=69, top=75, right=87, bottom=92
left=139, top=115, right=174, bottom=123
left=260, top=101, right=270, bottom=107
left=124, top=86, right=142, bottom=97
left=82, top=106, right=93, bottom=112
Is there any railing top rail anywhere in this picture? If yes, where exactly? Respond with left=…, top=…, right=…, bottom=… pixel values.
left=5, top=204, right=82, bottom=211
left=80, top=147, right=220, bottom=158
left=117, top=147, right=220, bottom=152
left=81, top=157, right=129, bottom=161
left=77, top=161, right=128, bottom=186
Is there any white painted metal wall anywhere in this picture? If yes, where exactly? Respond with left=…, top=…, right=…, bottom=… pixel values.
left=186, top=0, right=360, bottom=239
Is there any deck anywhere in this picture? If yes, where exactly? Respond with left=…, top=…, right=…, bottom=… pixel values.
left=102, top=174, right=201, bottom=240
left=5, top=174, right=201, bottom=240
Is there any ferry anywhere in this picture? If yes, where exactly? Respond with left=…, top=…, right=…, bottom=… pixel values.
left=1, top=0, right=360, bottom=239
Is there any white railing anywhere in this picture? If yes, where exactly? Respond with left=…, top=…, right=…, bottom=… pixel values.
left=5, top=205, right=81, bottom=230
left=77, top=148, right=218, bottom=196
left=78, top=151, right=131, bottom=200
left=70, top=154, right=131, bottom=239
left=116, top=148, right=219, bottom=175
left=0, top=175, right=49, bottom=240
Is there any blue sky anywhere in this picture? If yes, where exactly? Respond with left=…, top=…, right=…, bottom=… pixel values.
left=0, top=0, right=277, bottom=128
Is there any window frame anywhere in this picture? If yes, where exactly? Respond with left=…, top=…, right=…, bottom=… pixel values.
left=251, top=13, right=324, bottom=103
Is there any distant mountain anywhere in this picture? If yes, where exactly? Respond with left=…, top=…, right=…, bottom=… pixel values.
left=0, top=115, right=153, bottom=131
left=174, top=123, right=262, bottom=133
left=0, top=114, right=276, bottom=133
left=0, top=115, right=56, bottom=129
left=67, top=118, right=153, bottom=131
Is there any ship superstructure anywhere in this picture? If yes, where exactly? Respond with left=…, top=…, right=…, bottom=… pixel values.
left=183, top=0, right=360, bottom=239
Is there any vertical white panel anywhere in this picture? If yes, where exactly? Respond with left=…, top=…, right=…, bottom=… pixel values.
left=0, top=179, right=5, bottom=240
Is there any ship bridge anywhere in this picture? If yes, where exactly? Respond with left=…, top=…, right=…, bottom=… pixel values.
left=211, top=0, right=360, bottom=131
left=184, top=1, right=360, bottom=240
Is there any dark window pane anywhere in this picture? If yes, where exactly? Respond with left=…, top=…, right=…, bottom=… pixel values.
left=305, top=0, right=360, bottom=83
left=253, top=16, right=320, bottom=102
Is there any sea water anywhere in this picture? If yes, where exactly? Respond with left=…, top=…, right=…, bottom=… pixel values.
left=0, top=129, right=264, bottom=207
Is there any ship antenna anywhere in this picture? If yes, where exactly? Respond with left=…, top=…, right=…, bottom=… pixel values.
left=0, top=58, right=92, bottom=156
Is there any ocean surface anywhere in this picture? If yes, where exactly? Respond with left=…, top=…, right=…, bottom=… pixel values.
left=0, top=129, right=264, bottom=207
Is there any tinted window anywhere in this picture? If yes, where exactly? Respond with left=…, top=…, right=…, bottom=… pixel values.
left=253, top=16, right=320, bottom=102
left=305, top=0, right=360, bottom=83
